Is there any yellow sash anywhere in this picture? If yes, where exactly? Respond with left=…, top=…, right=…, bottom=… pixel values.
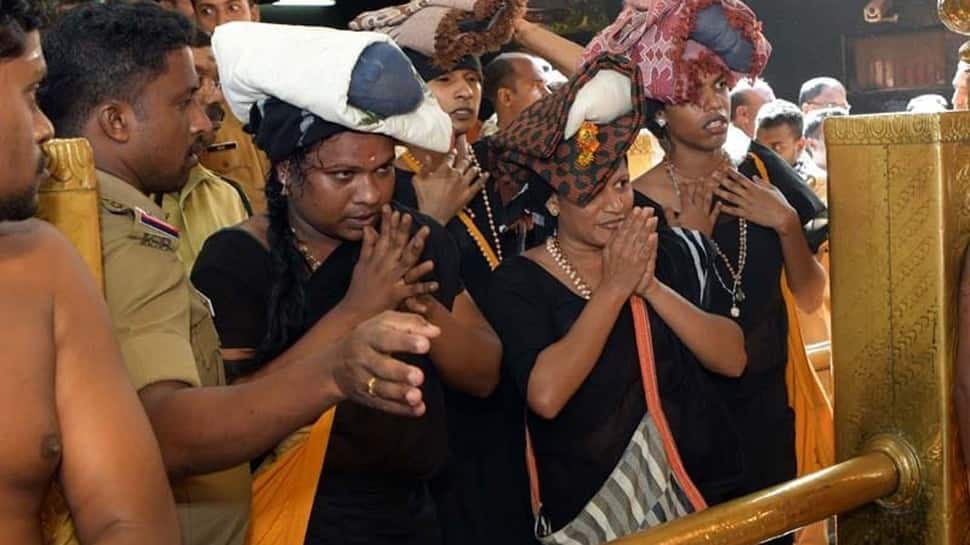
left=748, top=153, right=835, bottom=476
left=782, top=280, right=835, bottom=476
left=456, top=210, right=501, bottom=271
left=247, top=409, right=336, bottom=545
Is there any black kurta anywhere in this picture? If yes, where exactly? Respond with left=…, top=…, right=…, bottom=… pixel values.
left=191, top=208, right=461, bottom=545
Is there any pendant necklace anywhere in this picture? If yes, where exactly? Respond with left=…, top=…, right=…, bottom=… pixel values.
left=709, top=223, right=748, bottom=318
left=290, top=227, right=322, bottom=273
left=667, top=154, right=747, bottom=318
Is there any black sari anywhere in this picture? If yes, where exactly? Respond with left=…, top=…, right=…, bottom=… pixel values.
left=704, top=142, right=827, bottom=544
left=484, top=207, right=743, bottom=533
left=191, top=208, right=462, bottom=545
left=394, top=152, right=539, bottom=545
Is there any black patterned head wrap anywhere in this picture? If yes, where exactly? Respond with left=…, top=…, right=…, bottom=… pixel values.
left=403, top=47, right=482, bottom=82
left=248, top=98, right=349, bottom=163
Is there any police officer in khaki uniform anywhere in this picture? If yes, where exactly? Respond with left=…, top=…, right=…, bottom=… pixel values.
left=188, top=0, right=271, bottom=215
left=41, top=6, right=442, bottom=545
left=158, top=28, right=252, bottom=274
left=99, top=169, right=252, bottom=545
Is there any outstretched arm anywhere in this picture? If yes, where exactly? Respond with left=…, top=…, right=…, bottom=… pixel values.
left=51, top=233, right=180, bottom=545
left=141, top=312, right=438, bottom=480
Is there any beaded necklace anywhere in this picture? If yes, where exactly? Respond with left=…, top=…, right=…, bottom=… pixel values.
left=666, top=160, right=748, bottom=318
left=545, top=237, right=593, bottom=300
left=403, top=145, right=504, bottom=270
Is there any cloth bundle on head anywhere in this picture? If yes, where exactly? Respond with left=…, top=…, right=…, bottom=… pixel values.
left=492, top=55, right=645, bottom=207
left=583, top=0, right=771, bottom=105
left=212, top=21, right=453, bottom=161
left=349, top=0, right=524, bottom=76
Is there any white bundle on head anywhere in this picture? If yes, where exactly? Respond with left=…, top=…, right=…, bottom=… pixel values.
left=212, top=22, right=453, bottom=153
left=564, top=70, right=634, bottom=140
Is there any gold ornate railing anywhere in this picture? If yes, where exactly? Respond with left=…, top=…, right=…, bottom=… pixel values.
left=607, top=436, right=918, bottom=545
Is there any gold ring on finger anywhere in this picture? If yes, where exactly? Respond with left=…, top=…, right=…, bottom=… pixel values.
left=367, top=377, right=378, bottom=397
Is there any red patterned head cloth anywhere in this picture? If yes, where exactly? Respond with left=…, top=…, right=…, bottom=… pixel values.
left=583, top=0, right=771, bottom=105
left=349, top=0, right=525, bottom=72
left=492, top=55, right=645, bottom=207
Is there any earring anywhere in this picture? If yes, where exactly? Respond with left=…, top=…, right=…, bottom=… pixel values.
left=656, top=117, right=667, bottom=128
left=281, top=183, right=289, bottom=197
left=545, top=195, right=560, bottom=217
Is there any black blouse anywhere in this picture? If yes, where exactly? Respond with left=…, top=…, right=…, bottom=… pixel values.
left=484, top=229, right=742, bottom=529
left=191, top=210, right=462, bottom=480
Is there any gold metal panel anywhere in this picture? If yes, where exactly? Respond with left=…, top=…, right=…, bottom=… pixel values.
left=826, top=112, right=970, bottom=545
left=36, top=138, right=103, bottom=289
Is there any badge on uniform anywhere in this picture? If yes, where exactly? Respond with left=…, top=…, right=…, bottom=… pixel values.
left=135, top=207, right=180, bottom=239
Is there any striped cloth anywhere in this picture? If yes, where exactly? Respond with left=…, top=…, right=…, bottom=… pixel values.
left=671, top=226, right=709, bottom=296
left=536, top=414, right=697, bottom=545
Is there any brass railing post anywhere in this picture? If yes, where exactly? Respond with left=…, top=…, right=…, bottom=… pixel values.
left=38, top=139, right=103, bottom=289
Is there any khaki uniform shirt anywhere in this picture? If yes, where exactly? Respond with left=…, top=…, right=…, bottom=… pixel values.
left=161, top=165, right=251, bottom=274
left=98, top=171, right=251, bottom=545
left=200, top=109, right=271, bottom=215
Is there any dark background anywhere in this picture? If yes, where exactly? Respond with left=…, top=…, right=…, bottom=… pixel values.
left=261, top=0, right=965, bottom=114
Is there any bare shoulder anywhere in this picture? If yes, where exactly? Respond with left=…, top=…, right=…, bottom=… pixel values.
left=0, top=219, right=79, bottom=268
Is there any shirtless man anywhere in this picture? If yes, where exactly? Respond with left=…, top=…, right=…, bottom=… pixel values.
left=0, top=2, right=181, bottom=543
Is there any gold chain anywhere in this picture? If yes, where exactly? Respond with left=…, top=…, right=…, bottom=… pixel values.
left=545, top=237, right=593, bottom=300
left=290, top=227, right=322, bottom=273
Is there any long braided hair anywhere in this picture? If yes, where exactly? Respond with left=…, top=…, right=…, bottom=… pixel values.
left=257, top=153, right=314, bottom=363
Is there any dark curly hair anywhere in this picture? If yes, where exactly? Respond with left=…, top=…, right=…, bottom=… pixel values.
left=37, top=1, right=194, bottom=137
left=0, top=0, right=47, bottom=61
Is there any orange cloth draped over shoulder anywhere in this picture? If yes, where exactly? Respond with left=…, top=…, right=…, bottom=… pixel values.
left=782, top=281, right=835, bottom=476
left=747, top=153, right=834, bottom=477
left=247, top=408, right=336, bottom=545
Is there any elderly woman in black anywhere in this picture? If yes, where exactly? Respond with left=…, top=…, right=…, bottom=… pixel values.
left=486, top=55, right=747, bottom=545
left=191, top=23, right=502, bottom=545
